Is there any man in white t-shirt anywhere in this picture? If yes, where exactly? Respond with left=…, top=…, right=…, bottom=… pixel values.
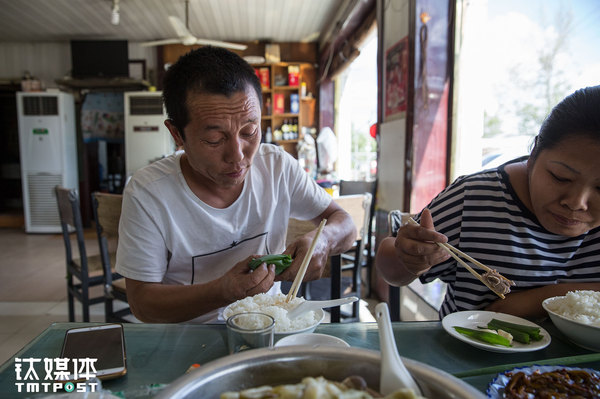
left=116, top=47, right=356, bottom=323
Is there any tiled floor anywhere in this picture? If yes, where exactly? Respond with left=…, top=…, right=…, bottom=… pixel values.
left=0, top=226, right=377, bottom=366
left=0, top=227, right=110, bottom=366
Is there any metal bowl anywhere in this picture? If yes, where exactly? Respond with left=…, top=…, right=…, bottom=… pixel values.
left=156, top=346, right=485, bottom=399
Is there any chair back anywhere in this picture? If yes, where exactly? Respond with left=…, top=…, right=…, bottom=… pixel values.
left=334, top=193, right=371, bottom=242
left=91, top=192, right=123, bottom=280
left=55, top=186, right=88, bottom=271
left=285, top=218, right=315, bottom=247
left=92, top=192, right=131, bottom=322
left=339, top=180, right=375, bottom=196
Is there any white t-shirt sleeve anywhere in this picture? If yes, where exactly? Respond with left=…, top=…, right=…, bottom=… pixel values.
left=116, top=185, right=169, bottom=283
left=277, top=148, right=331, bottom=220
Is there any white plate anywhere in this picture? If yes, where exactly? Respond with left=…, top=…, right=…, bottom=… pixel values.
left=275, top=333, right=349, bottom=348
left=442, top=311, right=551, bottom=353
left=486, top=365, right=600, bottom=398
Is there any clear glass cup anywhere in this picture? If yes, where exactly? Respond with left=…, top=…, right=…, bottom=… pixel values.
left=226, top=312, right=275, bottom=354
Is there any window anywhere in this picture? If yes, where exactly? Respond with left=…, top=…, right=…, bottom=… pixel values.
left=334, top=30, right=378, bottom=182
left=453, top=0, right=600, bottom=178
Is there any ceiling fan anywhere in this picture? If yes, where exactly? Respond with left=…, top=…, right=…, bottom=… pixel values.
left=140, top=0, right=247, bottom=51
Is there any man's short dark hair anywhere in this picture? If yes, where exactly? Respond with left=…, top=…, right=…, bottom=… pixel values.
left=162, top=46, right=262, bottom=139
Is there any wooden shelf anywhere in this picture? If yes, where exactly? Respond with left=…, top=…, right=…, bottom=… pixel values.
left=55, top=77, right=149, bottom=90
left=254, top=62, right=317, bottom=159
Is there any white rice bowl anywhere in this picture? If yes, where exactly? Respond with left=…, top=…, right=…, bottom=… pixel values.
left=543, top=290, right=600, bottom=326
left=542, top=290, right=600, bottom=351
left=223, top=293, right=324, bottom=335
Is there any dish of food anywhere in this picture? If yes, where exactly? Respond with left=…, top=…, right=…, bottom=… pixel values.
left=481, top=269, right=514, bottom=296
left=223, top=293, right=323, bottom=335
left=155, top=346, right=486, bottom=399
left=275, top=332, right=350, bottom=348
left=220, top=375, right=427, bottom=399
left=542, top=291, right=600, bottom=351
left=441, top=311, right=550, bottom=353
left=486, top=365, right=600, bottom=399
left=543, top=290, right=600, bottom=326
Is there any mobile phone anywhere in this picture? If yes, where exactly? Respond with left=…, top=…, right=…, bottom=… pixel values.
left=60, top=324, right=127, bottom=381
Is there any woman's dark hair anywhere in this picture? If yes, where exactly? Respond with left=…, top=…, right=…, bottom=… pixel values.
left=530, top=85, right=600, bottom=163
left=162, top=46, right=262, bottom=140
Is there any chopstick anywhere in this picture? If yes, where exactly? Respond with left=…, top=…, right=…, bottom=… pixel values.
left=406, top=217, right=514, bottom=299
left=285, top=218, right=327, bottom=303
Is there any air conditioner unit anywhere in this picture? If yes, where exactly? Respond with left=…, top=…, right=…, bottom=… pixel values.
left=124, top=91, right=174, bottom=178
left=17, top=91, right=78, bottom=233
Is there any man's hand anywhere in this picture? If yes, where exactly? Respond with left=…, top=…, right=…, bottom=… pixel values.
left=277, top=233, right=329, bottom=282
left=218, top=255, right=277, bottom=303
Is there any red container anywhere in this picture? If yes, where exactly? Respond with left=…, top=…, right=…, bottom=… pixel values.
left=258, top=67, right=270, bottom=89
left=273, top=93, right=285, bottom=114
left=288, top=65, right=299, bottom=86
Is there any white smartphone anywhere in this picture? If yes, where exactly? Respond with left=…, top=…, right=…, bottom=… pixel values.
left=60, top=323, right=127, bottom=381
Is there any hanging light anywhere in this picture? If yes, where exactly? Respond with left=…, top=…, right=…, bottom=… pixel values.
left=111, top=0, right=120, bottom=25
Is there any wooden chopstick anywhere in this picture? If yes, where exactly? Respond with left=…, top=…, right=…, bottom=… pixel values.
left=406, top=217, right=513, bottom=299
left=286, top=218, right=327, bottom=303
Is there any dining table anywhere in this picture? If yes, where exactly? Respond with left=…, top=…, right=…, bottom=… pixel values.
left=0, top=318, right=598, bottom=398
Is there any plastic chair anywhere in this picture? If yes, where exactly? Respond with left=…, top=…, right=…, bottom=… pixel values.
left=55, top=186, right=105, bottom=322
left=91, top=192, right=131, bottom=323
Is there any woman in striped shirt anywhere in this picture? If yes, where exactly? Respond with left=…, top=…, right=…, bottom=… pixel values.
left=376, top=86, right=600, bottom=319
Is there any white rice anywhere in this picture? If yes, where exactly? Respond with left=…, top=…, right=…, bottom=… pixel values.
left=223, top=293, right=321, bottom=333
left=547, top=290, right=600, bottom=327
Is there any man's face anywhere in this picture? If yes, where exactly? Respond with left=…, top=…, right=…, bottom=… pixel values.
left=528, top=135, right=600, bottom=237
left=167, top=85, right=262, bottom=190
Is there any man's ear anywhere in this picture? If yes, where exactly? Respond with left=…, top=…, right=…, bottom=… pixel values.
left=165, top=119, right=184, bottom=148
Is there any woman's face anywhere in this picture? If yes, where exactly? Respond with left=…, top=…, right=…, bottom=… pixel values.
left=528, top=135, right=600, bottom=236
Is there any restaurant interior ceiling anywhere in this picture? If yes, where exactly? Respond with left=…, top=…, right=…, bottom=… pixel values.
left=0, top=0, right=365, bottom=51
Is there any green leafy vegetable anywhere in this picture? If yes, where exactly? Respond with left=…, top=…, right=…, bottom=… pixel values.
left=453, top=326, right=512, bottom=347
left=487, top=318, right=543, bottom=342
left=248, top=254, right=293, bottom=275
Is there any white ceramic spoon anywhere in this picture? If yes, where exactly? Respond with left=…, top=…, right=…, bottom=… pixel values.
left=287, top=296, right=359, bottom=319
left=375, top=302, right=422, bottom=396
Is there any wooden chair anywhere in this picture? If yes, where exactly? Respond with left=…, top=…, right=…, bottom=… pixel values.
left=387, top=210, right=414, bottom=321
left=286, top=193, right=372, bottom=322
left=338, top=180, right=376, bottom=296
left=55, top=186, right=105, bottom=322
left=91, top=192, right=131, bottom=323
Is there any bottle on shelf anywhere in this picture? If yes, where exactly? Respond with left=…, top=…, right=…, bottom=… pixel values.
left=281, top=120, right=290, bottom=140
left=273, top=126, right=283, bottom=142
left=291, top=119, right=298, bottom=139
left=265, top=126, right=272, bottom=144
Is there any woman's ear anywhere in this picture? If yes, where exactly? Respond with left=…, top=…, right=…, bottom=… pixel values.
left=165, top=119, right=184, bottom=148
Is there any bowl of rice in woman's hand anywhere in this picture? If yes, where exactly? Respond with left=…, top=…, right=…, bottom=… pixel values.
left=223, top=293, right=325, bottom=341
left=542, top=290, right=600, bottom=351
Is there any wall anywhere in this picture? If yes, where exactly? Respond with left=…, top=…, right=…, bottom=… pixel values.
left=0, top=42, right=156, bottom=88
left=377, top=0, right=410, bottom=212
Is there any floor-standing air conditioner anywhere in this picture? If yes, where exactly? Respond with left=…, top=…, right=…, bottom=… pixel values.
left=17, top=91, right=78, bottom=233
left=124, top=91, right=174, bottom=178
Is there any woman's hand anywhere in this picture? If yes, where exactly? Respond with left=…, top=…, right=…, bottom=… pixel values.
left=376, top=209, right=450, bottom=286
left=394, top=209, right=450, bottom=276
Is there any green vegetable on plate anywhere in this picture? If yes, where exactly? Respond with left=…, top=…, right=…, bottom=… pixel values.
left=453, top=326, right=512, bottom=347
left=248, top=254, right=293, bottom=275
left=487, top=318, right=543, bottom=342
